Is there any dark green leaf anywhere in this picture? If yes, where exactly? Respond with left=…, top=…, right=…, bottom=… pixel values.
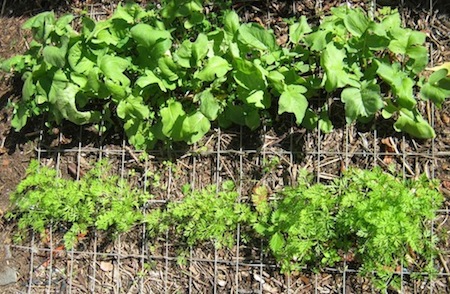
left=341, top=81, right=383, bottom=123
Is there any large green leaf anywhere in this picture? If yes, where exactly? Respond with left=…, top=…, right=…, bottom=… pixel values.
left=321, top=43, right=350, bottom=92
left=341, top=81, right=383, bottom=123
left=182, top=111, right=211, bottom=144
left=192, top=33, right=209, bottom=64
left=43, top=45, right=67, bottom=68
left=99, top=55, right=130, bottom=86
left=237, top=89, right=268, bottom=109
left=195, top=56, right=231, bottom=82
left=198, top=90, right=220, bottom=120
left=160, top=100, right=185, bottom=139
left=130, top=24, right=172, bottom=57
left=343, top=8, right=369, bottom=37
left=406, top=46, right=428, bottom=74
left=158, top=56, right=180, bottom=82
left=22, top=73, right=36, bottom=101
left=237, top=23, right=277, bottom=52
left=22, top=11, right=55, bottom=42
left=52, top=83, right=100, bottom=125
left=289, top=16, right=312, bottom=44
left=117, top=95, right=150, bottom=120
left=223, top=10, right=240, bottom=37
left=376, top=61, right=416, bottom=109
left=394, top=109, right=435, bottom=139
left=279, top=85, right=308, bottom=124
left=68, top=41, right=96, bottom=74
left=420, top=69, right=450, bottom=108
left=267, top=70, right=286, bottom=94
left=305, top=30, right=330, bottom=51
left=11, top=103, right=29, bottom=131
left=388, top=28, right=426, bottom=55
left=110, top=3, right=135, bottom=23
left=55, top=14, right=75, bottom=36
left=233, top=58, right=266, bottom=91
left=136, top=70, right=167, bottom=92
left=175, top=40, right=193, bottom=68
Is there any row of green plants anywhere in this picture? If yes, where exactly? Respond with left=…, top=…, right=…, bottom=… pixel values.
left=2, top=1, right=450, bottom=149
left=6, top=160, right=444, bottom=290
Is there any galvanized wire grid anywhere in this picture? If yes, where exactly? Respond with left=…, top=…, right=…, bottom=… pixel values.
left=6, top=0, right=450, bottom=293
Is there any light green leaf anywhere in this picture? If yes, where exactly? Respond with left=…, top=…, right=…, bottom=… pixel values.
left=117, top=95, right=149, bottom=120
left=105, top=79, right=128, bottom=99
left=55, top=14, right=75, bottom=35
left=130, top=24, right=172, bottom=57
left=11, top=103, right=29, bottom=131
left=279, top=85, right=308, bottom=124
left=199, top=90, right=220, bottom=120
left=376, top=61, right=416, bottom=109
left=305, top=30, right=330, bottom=51
left=238, top=89, right=267, bottom=109
left=321, top=43, right=349, bottom=92
left=99, top=55, right=130, bottom=86
left=237, top=23, right=277, bottom=52
left=224, top=10, right=240, bottom=37
left=289, top=16, right=312, bottom=44
left=420, top=70, right=450, bottom=108
left=343, top=8, right=369, bottom=37
left=341, top=81, right=383, bottom=123
left=68, top=41, right=96, bottom=74
left=319, top=112, right=333, bottom=133
left=389, top=29, right=426, bottom=55
left=175, top=40, right=192, bottom=68
left=43, top=45, right=67, bottom=68
left=182, top=111, right=211, bottom=144
left=233, top=58, right=267, bottom=91
left=22, top=73, right=36, bottom=101
left=406, top=46, right=428, bottom=74
left=267, top=70, right=285, bottom=94
left=111, top=3, right=135, bottom=23
left=160, top=100, right=185, bottom=138
left=195, top=56, right=231, bottom=82
left=158, top=56, right=179, bottom=82
left=394, top=109, right=435, bottom=139
left=192, top=33, right=209, bottom=64
left=22, top=11, right=55, bottom=42
left=52, top=83, right=100, bottom=125
left=136, top=70, right=167, bottom=92
left=269, top=232, right=285, bottom=252
left=70, top=72, right=88, bottom=88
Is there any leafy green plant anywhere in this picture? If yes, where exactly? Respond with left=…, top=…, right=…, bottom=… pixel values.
left=5, top=160, right=444, bottom=290
left=335, top=168, right=442, bottom=289
left=6, top=160, right=151, bottom=248
left=161, top=181, right=253, bottom=249
left=253, top=167, right=443, bottom=289
left=2, top=3, right=448, bottom=150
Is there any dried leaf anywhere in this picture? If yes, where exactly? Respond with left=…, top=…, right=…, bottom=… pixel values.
left=100, top=261, right=114, bottom=272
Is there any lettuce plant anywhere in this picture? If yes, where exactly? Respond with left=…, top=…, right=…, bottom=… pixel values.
left=2, top=4, right=449, bottom=149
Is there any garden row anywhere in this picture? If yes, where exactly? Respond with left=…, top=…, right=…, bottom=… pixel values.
left=6, top=160, right=443, bottom=290
left=2, top=1, right=450, bottom=150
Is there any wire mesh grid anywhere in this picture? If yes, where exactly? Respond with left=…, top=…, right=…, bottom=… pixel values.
left=3, top=0, right=450, bottom=293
